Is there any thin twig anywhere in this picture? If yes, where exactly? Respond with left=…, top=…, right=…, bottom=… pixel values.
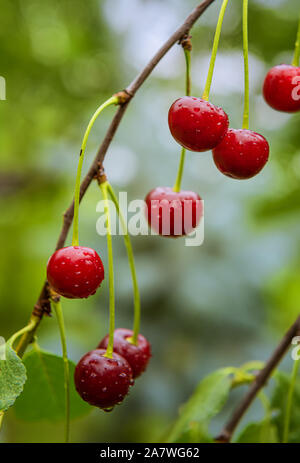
left=216, top=315, right=300, bottom=443
left=15, top=0, right=215, bottom=357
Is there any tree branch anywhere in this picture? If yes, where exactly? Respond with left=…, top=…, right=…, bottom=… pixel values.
left=15, top=0, right=216, bottom=357
left=216, top=315, right=300, bottom=443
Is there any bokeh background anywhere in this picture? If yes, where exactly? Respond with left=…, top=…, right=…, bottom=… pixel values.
left=1, top=0, right=300, bottom=443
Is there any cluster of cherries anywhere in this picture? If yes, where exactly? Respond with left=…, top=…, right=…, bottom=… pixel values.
left=74, top=328, right=151, bottom=410
left=47, top=247, right=151, bottom=410
left=46, top=60, right=299, bottom=411
left=145, top=63, right=300, bottom=238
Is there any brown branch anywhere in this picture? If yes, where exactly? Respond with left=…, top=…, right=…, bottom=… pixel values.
left=216, top=315, right=300, bottom=443
left=15, top=0, right=216, bottom=357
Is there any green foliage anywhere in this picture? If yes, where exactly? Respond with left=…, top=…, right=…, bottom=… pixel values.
left=236, top=369, right=300, bottom=443
left=14, top=349, right=91, bottom=422
left=0, top=344, right=26, bottom=412
left=166, top=368, right=234, bottom=443
left=270, top=371, right=300, bottom=443
left=236, top=421, right=278, bottom=443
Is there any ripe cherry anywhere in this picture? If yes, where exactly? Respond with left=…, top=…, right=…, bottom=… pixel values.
left=98, top=328, right=151, bottom=379
left=74, top=348, right=134, bottom=410
left=212, top=129, right=269, bottom=180
left=263, top=64, right=300, bottom=113
left=145, top=187, right=203, bottom=237
left=168, top=96, right=229, bottom=152
left=47, top=246, right=104, bottom=299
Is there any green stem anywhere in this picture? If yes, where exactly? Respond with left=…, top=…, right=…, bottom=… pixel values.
left=100, top=181, right=115, bottom=358
left=7, top=320, right=36, bottom=349
left=72, top=96, right=118, bottom=247
left=184, top=48, right=191, bottom=96
left=292, top=13, right=300, bottom=67
left=242, top=0, right=249, bottom=129
left=173, top=48, right=191, bottom=193
left=173, top=148, right=186, bottom=193
left=202, top=0, right=229, bottom=101
left=52, top=299, right=70, bottom=444
left=107, top=183, right=140, bottom=345
left=283, top=358, right=300, bottom=443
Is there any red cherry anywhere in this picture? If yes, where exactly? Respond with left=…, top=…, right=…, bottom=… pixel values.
left=98, top=328, right=151, bottom=379
left=168, top=96, right=229, bottom=152
left=145, top=187, right=203, bottom=237
left=212, top=129, right=269, bottom=180
left=263, top=64, right=300, bottom=113
left=47, top=246, right=104, bottom=299
left=74, top=349, right=133, bottom=410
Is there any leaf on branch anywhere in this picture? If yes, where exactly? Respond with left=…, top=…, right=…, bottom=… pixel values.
left=236, top=421, right=279, bottom=443
left=166, top=367, right=235, bottom=443
left=14, top=349, right=92, bottom=421
left=0, top=344, right=27, bottom=412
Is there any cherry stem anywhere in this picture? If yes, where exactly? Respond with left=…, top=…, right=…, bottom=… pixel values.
left=202, top=0, right=229, bottom=101
left=7, top=319, right=36, bottom=349
left=283, top=357, right=300, bottom=443
left=72, top=96, right=118, bottom=247
left=51, top=299, right=70, bottom=444
left=100, top=181, right=115, bottom=358
left=107, top=183, right=141, bottom=345
left=184, top=48, right=191, bottom=96
left=0, top=412, right=4, bottom=431
left=173, top=48, right=191, bottom=193
left=292, top=13, right=300, bottom=67
left=242, top=0, right=249, bottom=130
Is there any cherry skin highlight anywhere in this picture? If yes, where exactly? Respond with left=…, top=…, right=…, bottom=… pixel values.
left=145, top=187, right=203, bottom=237
left=168, top=96, right=229, bottom=152
left=47, top=246, right=104, bottom=299
left=98, top=328, right=151, bottom=379
left=263, top=64, right=300, bottom=113
left=212, top=129, right=269, bottom=180
left=74, top=348, right=134, bottom=410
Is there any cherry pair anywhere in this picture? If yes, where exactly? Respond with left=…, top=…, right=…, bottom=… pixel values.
left=168, top=96, right=269, bottom=180
left=74, top=329, right=151, bottom=410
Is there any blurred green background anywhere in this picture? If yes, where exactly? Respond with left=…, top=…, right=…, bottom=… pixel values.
left=1, top=0, right=300, bottom=443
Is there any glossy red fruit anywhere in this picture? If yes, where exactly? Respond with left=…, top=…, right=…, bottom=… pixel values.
left=145, top=187, right=203, bottom=237
left=263, top=64, right=300, bottom=112
left=47, top=246, right=104, bottom=299
left=168, top=96, right=229, bottom=152
left=98, top=328, right=151, bottom=379
left=74, top=348, right=133, bottom=410
left=212, top=129, right=269, bottom=180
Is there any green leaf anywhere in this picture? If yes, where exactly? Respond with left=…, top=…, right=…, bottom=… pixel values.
left=166, top=368, right=234, bottom=443
left=173, top=422, right=214, bottom=443
left=270, top=370, right=300, bottom=443
left=0, top=344, right=27, bottom=412
left=236, top=421, right=279, bottom=443
left=14, top=349, right=92, bottom=421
